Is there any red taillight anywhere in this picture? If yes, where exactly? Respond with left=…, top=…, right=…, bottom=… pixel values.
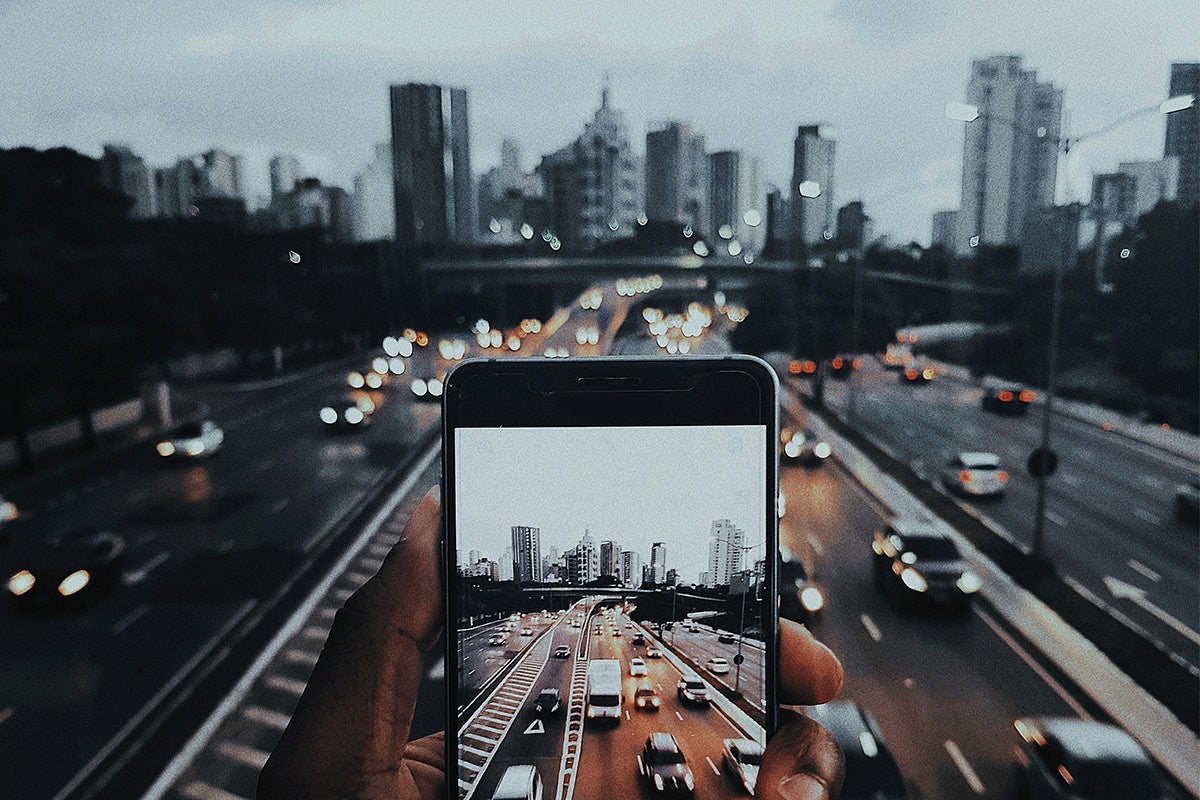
left=998, top=390, right=1014, bottom=402
left=832, top=357, right=844, bottom=369
left=997, top=470, right=1009, bottom=482
left=959, top=470, right=973, bottom=483
left=906, top=368, right=918, bottom=380
left=804, top=360, right=817, bottom=374
left=788, top=361, right=802, bottom=374
left=1019, top=390, right=1035, bottom=403
left=853, top=358, right=863, bottom=369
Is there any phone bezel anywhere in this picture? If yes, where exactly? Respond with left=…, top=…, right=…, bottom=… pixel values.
left=441, top=355, right=780, bottom=793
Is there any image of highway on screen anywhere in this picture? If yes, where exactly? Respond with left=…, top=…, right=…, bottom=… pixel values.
left=453, top=425, right=769, bottom=799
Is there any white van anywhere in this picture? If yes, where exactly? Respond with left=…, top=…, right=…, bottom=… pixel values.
left=492, top=764, right=542, bottom=800
left=586, top=659, right=623, bottom=722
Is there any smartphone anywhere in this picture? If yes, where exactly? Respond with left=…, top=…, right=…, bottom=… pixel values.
left=444, top=356, right=778, bottom=800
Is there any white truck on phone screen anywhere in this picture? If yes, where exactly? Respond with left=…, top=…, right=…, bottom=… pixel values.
left=586, top=659, right=622, bottom=722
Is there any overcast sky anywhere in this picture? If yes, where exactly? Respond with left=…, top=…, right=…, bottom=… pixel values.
left=454, top=426, right=767, bottom=584
left=2, top=1, right=1196, bottom=243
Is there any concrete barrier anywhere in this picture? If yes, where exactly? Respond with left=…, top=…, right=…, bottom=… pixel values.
left=0, top=397, right=144, bottom=469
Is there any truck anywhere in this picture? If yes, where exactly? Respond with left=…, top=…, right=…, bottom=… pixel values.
left=585, top=659, right=623, bottom=722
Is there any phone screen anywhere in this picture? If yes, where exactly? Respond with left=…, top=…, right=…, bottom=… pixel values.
left=453, top=423, right=769, bottom=800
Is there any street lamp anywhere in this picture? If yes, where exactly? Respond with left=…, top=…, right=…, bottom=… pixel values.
left=946, top=92, right=1194, bottom=560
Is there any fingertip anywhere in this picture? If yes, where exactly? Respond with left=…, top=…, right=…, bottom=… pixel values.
left=779, top=618, right=843, bottom=705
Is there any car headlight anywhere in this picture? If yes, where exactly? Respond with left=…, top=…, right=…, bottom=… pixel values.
left=654, top=774, right=664, bottom=791
left=8, top=569, right=35, bottom=596
left=184, top=440, right=205, bottom=456
left=783, top=441, right=800, bottom=458
left=428, top=378, right=444, bottom=397
left=0, top=500, right=17, bottom=522
left=320, top=407, right=338, bottom=424
left=814, top=441, right=832, bottom=459
left=156, top=441, right=175, bottom=457
left=58, top=569, right=90, bottom=597
left=900, top=567, right=928, bottom=592
left=411, top=379, right=428, bottom=397
left=800, top=586, right=825, bottom=612
left=344, top=407, right=364, bottom=425
left=957, top=570, right=983, bottom=593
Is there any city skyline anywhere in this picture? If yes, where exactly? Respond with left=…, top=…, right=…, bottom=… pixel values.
left=2, top=1, right=1194, bottom=245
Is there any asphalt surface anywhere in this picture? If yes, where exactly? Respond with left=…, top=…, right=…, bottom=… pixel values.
left=818, top=359, right=1200, bottom=672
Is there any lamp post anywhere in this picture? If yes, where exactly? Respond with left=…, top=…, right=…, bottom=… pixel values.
left=946, top=92, right=1195, bottom=560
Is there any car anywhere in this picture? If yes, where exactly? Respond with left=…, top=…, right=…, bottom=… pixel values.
left=594, top=626, right=602, bottom=635
left=7, top=529, right=126, bottom=609
left=554, top=645, right=571, bottom=659
left=787, top=358, right=819, bottom=376
left=638, top=733, right=696, bottom=793
left=646, top=647, right=663, bottom=658
left=632, top=632, right=646, bottom=645
left=624, top=622, right=632, bottom=628
left=319, top=396, right=371, bottom=431
left=633, top=682, right=661, bottom=710
left=707, top=657, right=730, bottom=675
left=409, top=374, right=445, bottom=401
left=882, top=343, right=912, bottom=370
left=721, top=738, right=764, bottom=795
left=807, top=702, right=907, bottom=799
left=1175, top=479, right=1199, bottom=523
left=1013, top=717, right=1177, bottom=799
left=664, top=621, right=674, bottom=631
left=520, top=627, right=534, bottom=636
left=155, top=419, right=224, bottom=459
left=629, top=657, right=648, bottom=676
left=676, top=675, right=710, bottom=705
left=942, top=452, right=1009, bottom=497
left=491, top=764, right=543, bottom=800
left=871, top=520, right=982, bottom=607
left=829, top=354, right=863, bottom=379
left=717, top=632, right=736, bottom=644
left=612, top=628, right=622, bottom=637
left=487, top=634, right=505, bottom=646
left=982, top=383, right=1035, bottom=415
left=902, top=364, right=936, bottom=384
left=778, top=555, right=826, bottom=625
left=781, top=427, right=833, bottom=465
left=532, top=688, right=561, bottom=717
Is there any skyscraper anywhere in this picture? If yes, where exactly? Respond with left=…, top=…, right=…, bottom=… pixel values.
left=791, top=125, right=837, bottom=247
left=706, top=519, right=744, bottom=587
left=565, top=532, right=599, bottom=585
left=201, top=149, right=243, bottom=198
left=353, top=142, right=396, bottom=242
left=511, top=525, right=541, bottom=584
left=621, top=550, right=644, bottom=588
left=708, top=150, right=762, bottom=253
left=954, top=55, right=1062, bottom=255
left=1117, top=158, right=1179, bottom=218
left=1164, top=63, right=1199, bottom=208
left=269, top=154, right=302, bottom=198
left=930, top=210, right=958, bottom=249
left=389, top=82, right=474, bottom=247
left=100, top=144, right=156, bottom=219
left=649, top=542, right=667, bottom=585
left=645, top=121, right=707, bottom=234
left=835, top=200, right=870, bottom=252
left=599, top=540, right=622, bottom=578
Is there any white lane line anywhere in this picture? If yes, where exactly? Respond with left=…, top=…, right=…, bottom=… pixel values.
left=807, top=534, right=825, bottom=557
left=1045, top=510, right=1068, bottom=528
left=282, top=648, right=320, bottom=667
left=944, top=739, right=985, bottom=794
left=124, top=551, right=171, bottom=584
left=1134, top=508, right=1161, bottom=525
left=625, top=710, right=631, bottom=721
left=215, top=740, right=271, bottom=770
left=241, top=705, right=292, bottom=730
left=975, top=609, right=1091, bottom=720
left=705, top=756, right=720, bottom=775
left=270, top=497, right=290, bottom=513
left=112, top=604, right=150, bottom=635
left=264, top=675, right=308, bottom=696
left=860, top=614, right=882, bottom=643
left=0, top=707, right=13, bottom=726
left=675, top=711, right=684, bottom=721
left=299, top=625, right=329, bottom=641
left=1128, top=559, right=1162, bottom=583
left=179, top=781, right=249, bottom=800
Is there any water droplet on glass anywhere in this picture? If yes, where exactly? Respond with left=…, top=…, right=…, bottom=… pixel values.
left=288, top=250, right=301, bottom=264
left=743, top=209, right=762, bottom=227
left=683, top=224, right=693, bottom=238
left=520, top=223, right=534, bottom=240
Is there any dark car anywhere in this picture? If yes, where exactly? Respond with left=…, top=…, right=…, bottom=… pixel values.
left=717, top=632, right=736, bottom=644
left=982, top=383, right=1035, bottom=415
left=6, top=529, right=126, bottom=609
left=632, top=632, right=646, bottom=645
left=778, top=555, right=825, bottom=625
left=1174, top=479, right=1199, bottom=523
left=871, top=520, right=981, bottom=608
left=553, top=645, right=571, bottom=659
left=639, top=732, right=695, bottom=793
left=532, top=688, right=561, bottom=717
left=1014, top=717, right=1177, bottom=799
left=676, top=675, right=710, bottom=706
left=807, top=702, right=906, bottom=799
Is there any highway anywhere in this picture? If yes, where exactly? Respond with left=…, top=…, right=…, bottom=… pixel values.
left=816, top=358, right=1200, bottom=672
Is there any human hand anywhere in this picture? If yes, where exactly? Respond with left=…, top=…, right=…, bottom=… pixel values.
left=259, top=490, right=845, bottom=799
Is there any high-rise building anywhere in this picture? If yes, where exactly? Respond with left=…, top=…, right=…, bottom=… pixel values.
left=353, top=142, right=396, bottom=242
left=930, top=209, right=958, bottom=249
left=708, top=150, right=763, bottom=253
left=154, top=157, right=204, bottom=218
left=1117, top=158, right=1179, bottom=218
left=499, top=546, right=514, bottom=582
left=565, top=532, right=599, bottom=585
left=645, top=122, right=707, bottom=234
left=706, top=519, right=744, bottom=587
left=100, top=144, right=157, bottom=219
left=477, top=137, right=545, bottom=242
left=790, top=125, right=837, bottom=247
left=835, top=200, right=870, bottom=252
left=201, top=149, right=243, bottom=198
left=269, top=154, right=302, bottom=198
left=535, top=83, right=638, bottom=248
left=765, top=185, right=792, bottom=255
left=599, top=540, right=622, bottom=578
left=389, top=82, right=474, bottom=247
left=1164, top=63, right=1199, bottom=208
left=511, top=525, right=542, bottom=584
left=649, top=542, right=667, bottom=585
left=621, top=550, right=644, bottom=587
left=954, top=55, right=1062, bottom=255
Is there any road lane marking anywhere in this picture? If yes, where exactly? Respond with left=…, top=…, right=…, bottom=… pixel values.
left=215, top=740, right=270, bottom=770
left=0, top=707, right=13, bottom=726
left=264, top=675, right=307, bottom=696
left=1104, top=576, right=1200, bottom=647
left=112, top=604, right=150, bottom=635
left=123, top=551, right=171, bottom=584
left=1045, top=509, right=1068, bottom=528
left=179, top=782, right=248, bottom=800
left=860, top=614, right=882, bottom=642
left=300, top=625, right=328, bottom=641
left=368, top=543, right=392, bottom=557
left=282, top=648, right=320, bottom=667
left=241, top=705, right=291, bottom=730
left=807, top=534, right=825, bottom=557
left=944, top=740, right=985, bottom=794
left=1134, top=508, right=1161, bottom=525
left=975, top=608, right=1091, bottom=720
left=676, top=711, right=684, bottom=721
left=462, top=744, right=491, bottom=758
left=706, top=756, right=721, bottom=775
left=1128, top=559, right=1162, bottom=583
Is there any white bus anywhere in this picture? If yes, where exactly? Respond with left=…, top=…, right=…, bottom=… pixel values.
left=585, top=659, right=622, bottom=722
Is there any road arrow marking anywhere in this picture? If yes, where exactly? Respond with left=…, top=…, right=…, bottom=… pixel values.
left=523, top=719, right=545, bottom=735
left=1104, top=576, right=1200, bottom=647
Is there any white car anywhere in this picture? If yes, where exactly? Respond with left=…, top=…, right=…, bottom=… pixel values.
left=491, top=764, right=543, bottom=800
left=943, top=452, right=1009, bottom=497
left=722, top=738, right=763, bottom=795
left=629, top=657, right=648, bottom=676
left=520, top=627, right=533, bottom=636
left=156, top=420, right=224, bottom=459
left=707, top=657, right=730, bottom=675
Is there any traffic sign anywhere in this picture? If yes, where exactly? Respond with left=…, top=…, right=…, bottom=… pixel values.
left=1027, top=447, right=1059, bottom=478
left=733, top=653, right=745, bottom=666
